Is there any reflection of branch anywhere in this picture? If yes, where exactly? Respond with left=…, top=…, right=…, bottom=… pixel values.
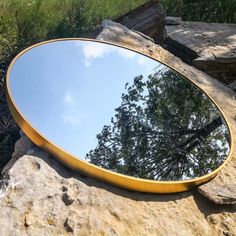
left=141, top=154, right=180, bottom=180
left=87, top=68, right=227, bottom=181
left=156, top=158, right=180, bottom=180
left=154, top=66, right=168, bottom=78
left=179, top=116, right=223, bottom=152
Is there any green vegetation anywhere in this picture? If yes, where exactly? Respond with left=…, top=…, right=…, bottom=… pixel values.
left=0, top=0, right=147, bottom=81
left=161, top=0, right=236, bottom=23
left=1, top=0, right=234, bottom=85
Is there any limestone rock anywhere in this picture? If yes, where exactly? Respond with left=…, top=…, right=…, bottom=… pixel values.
left=229, top=80, right=236, bottom=91
left=164, top=20, right=236, bottom=84
left=0, top=137, right=236, bottom=235
left=198, top=184, right=236, bottom=204
left=165, top=16, right=182, bottom=25
left=0, top=21, right=236, bottom=235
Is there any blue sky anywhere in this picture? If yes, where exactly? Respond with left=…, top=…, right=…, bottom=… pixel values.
left=10, top=40, right=164, bottom=160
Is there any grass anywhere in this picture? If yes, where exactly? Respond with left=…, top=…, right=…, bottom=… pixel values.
left=161, top=0, right=236, bottom=23
left=1, top=0, right=235, bottom=85
left=0, top=0, right=147, bottom=61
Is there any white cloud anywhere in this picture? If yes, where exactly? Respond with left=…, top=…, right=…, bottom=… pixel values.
left=136, top=55, right=164, bottom=73
left=78, top=41, right=136, bottom=60
left=84, top=60, right=91, bottom=67
left=61, top=91, right=80, bottom=126
left=63, top=92, right=75, bottom=105
left=117, top=48, right=136, bottom=59
left=137, top=56, right=148, bottom=66
left=136, top=55, right=154, bottom=71
left=83, top=43, right=111, bottom=60
left=81, top=42, right=151, bottom=68
left=82, top=43, right=113, bottom=67
left=61, top=114, right=80, bottom=126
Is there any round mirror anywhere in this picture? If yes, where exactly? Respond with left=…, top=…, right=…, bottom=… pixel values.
left=7, top=39, right=232, bottom=192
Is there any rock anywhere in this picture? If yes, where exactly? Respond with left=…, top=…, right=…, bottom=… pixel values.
left=164, top=21, right=236, bottom=85
left=101, top=19, right=154, bottom=43
left=165, top=16, right=182, bottom=25
left=0, top=138, right=235, bottom=235
left=85, top=0, right=165, bottom=40
left=115, top=0, right=165, bottom=39
left=198, top=184, right=236, bottom=204
left=12, top=134, right=34, bottom=158
left=0, top=21, right=236, bottom=235
left=229, top=80, right=236, bottom=91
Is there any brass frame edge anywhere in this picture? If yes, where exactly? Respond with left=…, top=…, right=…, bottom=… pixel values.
left=6, top=38, right=234, bottom=193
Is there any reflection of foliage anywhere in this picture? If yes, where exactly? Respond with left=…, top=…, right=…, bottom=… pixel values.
left=86, top=68, right=230, bottom=180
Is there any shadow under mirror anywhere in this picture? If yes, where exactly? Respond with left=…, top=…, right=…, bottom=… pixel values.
left=8, top=39, right=231, bottom=183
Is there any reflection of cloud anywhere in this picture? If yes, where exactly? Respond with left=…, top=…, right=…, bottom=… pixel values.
left=136, top=55, right=154, bottom=71
left=82, top=43, right=112, bottom=67
left=136, top=55, right=165, bottom=73
left=117, top=48, right=136, bottom=59
left=83, top=44, right=111, bottom=60
left=81, top=42, right=139, bottom=67
left=61, top=91, right=79, bottom=126
left=63, top=92, right=75, bottom=105
left=137, top=56, right=148, bottom=66
left=84, top=61, right=91, bottom=67
left=61, top=114, right=80, bottom=126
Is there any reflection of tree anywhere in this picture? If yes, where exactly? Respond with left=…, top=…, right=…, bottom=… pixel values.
left=85, top=68, right=230, bottom=180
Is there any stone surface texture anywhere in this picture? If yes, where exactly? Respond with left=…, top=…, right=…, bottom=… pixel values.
left=0, top=21, right=235, bottom=235
left=198, top=184, right=236, bottom=205
left=0, top=136, right=235, bottom=236
left=164, top=18, right=236, bottom=85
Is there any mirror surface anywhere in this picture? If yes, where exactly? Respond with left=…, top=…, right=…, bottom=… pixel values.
left=9, top=40, right=230, bottom=181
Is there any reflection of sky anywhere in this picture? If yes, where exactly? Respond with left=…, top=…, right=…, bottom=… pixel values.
left=10, top=40, right=163, bottom=159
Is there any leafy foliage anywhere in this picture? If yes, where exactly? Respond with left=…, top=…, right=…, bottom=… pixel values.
left=86, top=69, right=229, bottom=180
left=161, top=0, right=236, bottom=23
left=0, top=132, right=20, bottom=172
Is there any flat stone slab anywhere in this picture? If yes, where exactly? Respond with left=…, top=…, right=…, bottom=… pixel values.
left=198, top=184, right=236, bottom=204
left=166, top=20, right=236, bottom=59
left=165, top=19, right=236, bottom=84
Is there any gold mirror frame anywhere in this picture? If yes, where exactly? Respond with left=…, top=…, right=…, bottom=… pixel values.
left=6, top=38, right=234, bottom=193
